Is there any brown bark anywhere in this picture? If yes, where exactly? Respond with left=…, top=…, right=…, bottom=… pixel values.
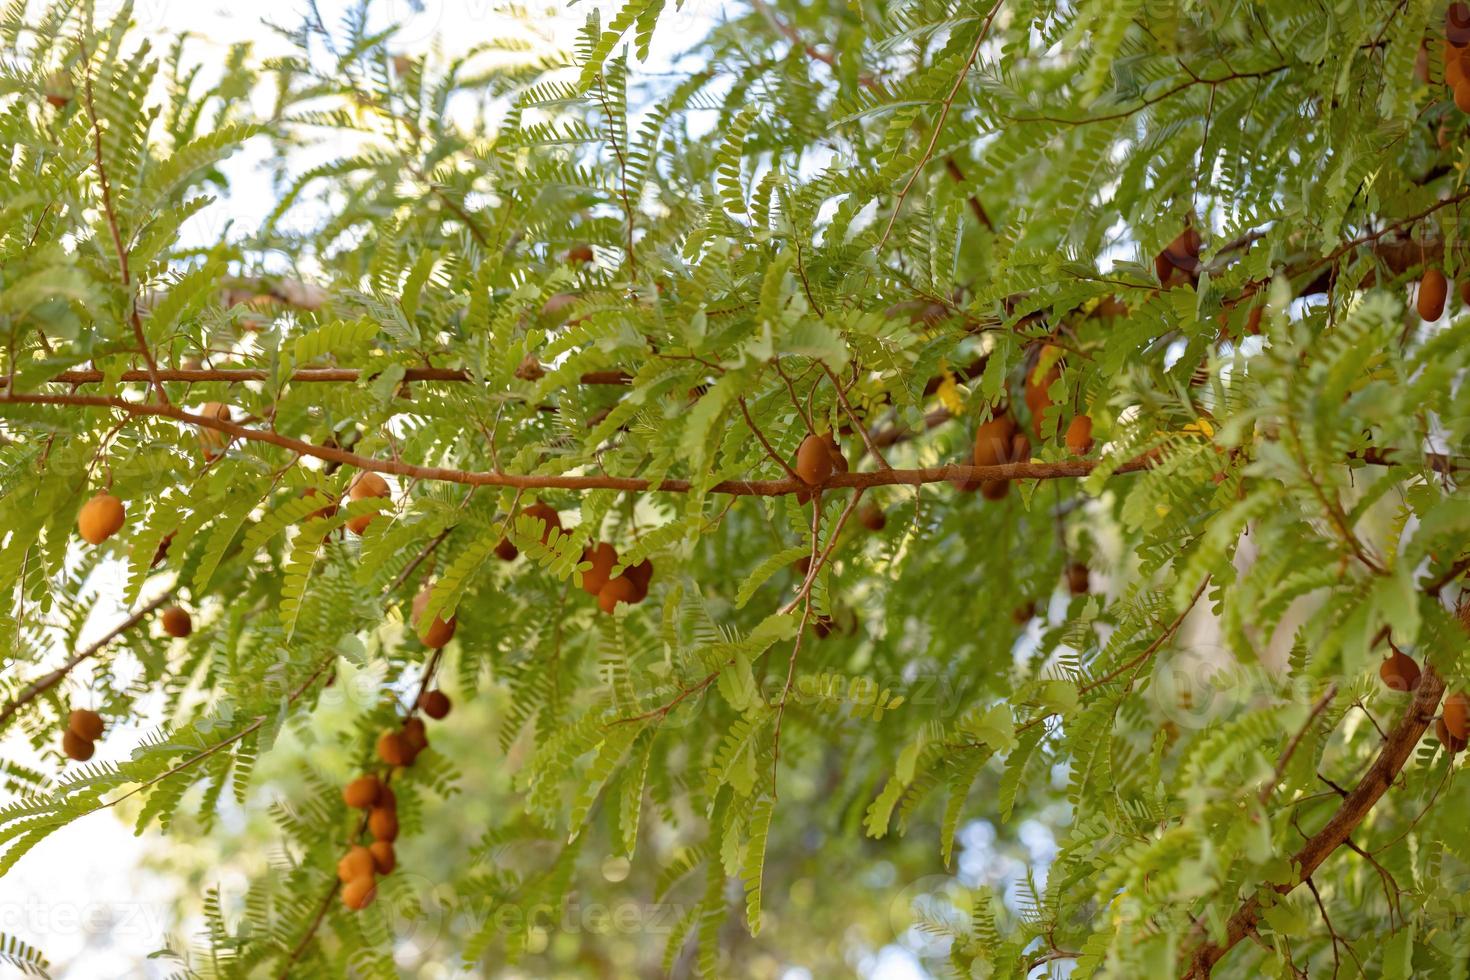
left=0, top=389, right=1157, bottom=495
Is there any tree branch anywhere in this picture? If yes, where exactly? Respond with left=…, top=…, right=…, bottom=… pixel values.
left=0, top=591, right=175, bottom=731
left=1259, top=682, right=1339, bottom=806
left=1181, top=667, right=1446, bottom=977
left=0, top=389, right=1158, bottom=494
left=0, top=367, right=631, bottom=387
left=874, top=0, right=1004, bottom=251
left=78, top=38, right=169, bottom=408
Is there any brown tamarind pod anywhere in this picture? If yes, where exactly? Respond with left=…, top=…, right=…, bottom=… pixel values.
left=150, top=531, right=175, bottom=568
left=1449, top=3, right=1470, bottom=46
left=980, top=480, right=1010, bottom=501
left=972, top=415, right=1018, bottom=468
left=812, top=616, right=834, bottom=639
left=792, top=555, right=813, bottom=576
left=61, top=729, right=94, bottom=761
left=597, top=575, right=640, bottom=614
left=494, top=537, right=518, bottom=561
left=540, top=292, right=579, bottom=321
left=1438, top=718, right=1468, bottom=753
left=566, top=243, right=595, bottom=264
left=625, top=559, right=654, bottom=601
left=1418, top=268, right=1449, bottom=320
left=337, top=846, right=376, bottom=882
left=302, top=487, right=338, bottom=521
left=1245, top=304, right=1264, bottom=336
left=402, top=717, right=429, bottom=755
left=581, top=542, right=619, bottom=596
left=858, top=503, right=886, bottom=531
left=1011, top=601, right=1036, bottom=625
left=1155, top=226, right=1202, bottom=287
left=411, top=588, right=456, bottom=649
left=883, top=300, right=947, bottom=325
left=1379, top=650, right=1421, bottom=693
left=795, top=434, right=834, bottom=485
left=43, top=71, right=72, bottom=107
left=368, top=806, right=399, bottom=842
left=341, top=875, right=377, bottom=910
left=369, top=841, right=396, bottom=875
left=376, top=730, right=412, bottom=768
left=1065, top=415, right=1095, bottom=456
left=78, top=493, right=126, bottom=545
left=347, top=472, right=392, bottom=535
left=1025, top=349, right=1062, bottom=439
left=1449, top=44, right=1467, bottom=85
left=515, top=354, right=545, bottom=381
left=1444, top=690, right=1470, bottom=741
left=418, top=690, right=451, bottom=719
left=827, top=435, right=849, bottom=474
left=522, top=502, right=562, bottom=544
left=1456, top=80, right=1470, bottom=112
left=196, top=403, right=232, bottom=459
left=343, top=774, right=382, bottom=809
left=1066, top=563, right=1090, bottom=595
left=161, top=606, right=193, bottom=638
left=68, top=708, right=104, bottom=741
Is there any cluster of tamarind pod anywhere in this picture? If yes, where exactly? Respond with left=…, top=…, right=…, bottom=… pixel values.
left=951, top=350, right=1094, bottom=500
left=1378, top=647, right=1470, bottom=752
left=60, top=708, right=104, bottom=761
left=578, top=542, right=654, bottom=613
left=337, top=690, right=453, bottom=911
left=490, top=501, right=656, bottom=613
left=54, top=602, right=192, bottom=760
left=1439, top=4, right=1470, bottom=111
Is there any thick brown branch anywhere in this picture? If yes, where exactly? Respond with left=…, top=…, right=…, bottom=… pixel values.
left=2, top=367, right=631, bottom=387
left=1181, top=668, right=1446, bottom=977
left=0, top=390, right=1157, bottom=494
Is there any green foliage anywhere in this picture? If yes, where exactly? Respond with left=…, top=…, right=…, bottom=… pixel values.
left=2, top=0, right=1470, bottom=977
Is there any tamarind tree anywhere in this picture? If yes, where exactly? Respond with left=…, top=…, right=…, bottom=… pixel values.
left=2, top=0, right=1470, bottom=975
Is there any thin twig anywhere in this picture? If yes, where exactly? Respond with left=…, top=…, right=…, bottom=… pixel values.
left=874, top=0, right=1004, bottom=252
left=771, top=358, right=815, bottom=435
left=772, top=490, right=825, bottom=797
left=98, top=653, right=336, bottom=813
left=1259, top=683, right=1338, bottom=805
left=593, top=74, right=637, bottom=277
left=78, top=37, right=169, bottom=407
left=738, top=396, right=802, bottom=481
left=821, top=363, right=891, bottom=470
